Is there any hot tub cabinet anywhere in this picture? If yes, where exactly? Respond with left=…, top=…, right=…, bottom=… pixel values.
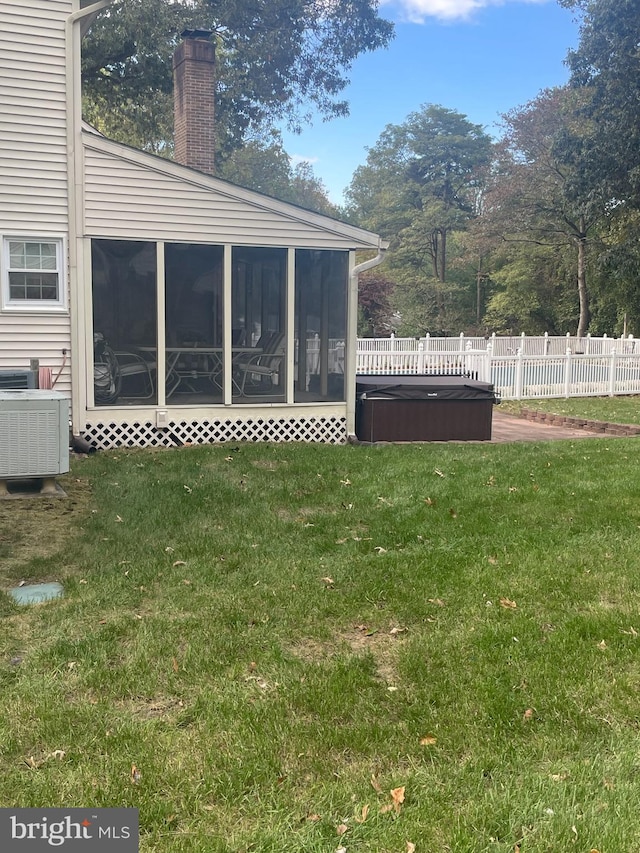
left=355, top=375, right=496, bottom=442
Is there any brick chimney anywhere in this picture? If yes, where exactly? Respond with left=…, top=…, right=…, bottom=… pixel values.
left=173, top=29, right=216, bottom=176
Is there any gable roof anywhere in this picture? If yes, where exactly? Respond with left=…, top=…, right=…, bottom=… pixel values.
left=82, top=129, right=386, bottom=251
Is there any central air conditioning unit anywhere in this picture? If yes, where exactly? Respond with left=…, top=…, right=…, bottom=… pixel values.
left=0, top=390, right=69, bottom=480
left=0, top=369, right=37, bottom=389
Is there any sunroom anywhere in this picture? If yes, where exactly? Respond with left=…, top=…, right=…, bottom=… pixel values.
left=91, top=239, right=350, bottom=408
left=78, top=135, right=385, bottom=449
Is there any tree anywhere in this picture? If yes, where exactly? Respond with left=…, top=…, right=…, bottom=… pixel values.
left=357, top=271, right=395, bottom=336
left=216, top=131, right=339, bottom=214
left=82, top=0, right=393, bottom=159
left=481, top=87, right=611, bottom=336
left=559, top=0, right=640, bottom=208
left=346, top=105, right=492, bottom=333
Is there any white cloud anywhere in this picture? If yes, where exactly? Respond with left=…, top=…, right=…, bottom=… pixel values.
left=289, top=154, right=320, bottom=167
left=379, top=0, right=549, bottom=24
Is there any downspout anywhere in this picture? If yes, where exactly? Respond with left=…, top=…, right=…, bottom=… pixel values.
left=65, top=0, right=113, bottom=438
left=346, top=242, right=388, bottom=440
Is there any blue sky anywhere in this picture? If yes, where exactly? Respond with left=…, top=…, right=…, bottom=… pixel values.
left=279, top=0, right=581, bottom=204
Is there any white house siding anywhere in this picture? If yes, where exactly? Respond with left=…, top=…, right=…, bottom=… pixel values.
left=0, top=316, right=71, bottom=396
left=0, top=1, right=72, bottom=397
left=0, top=0, right=70, bottom=231
left=84, top=141, right=379, bottom=250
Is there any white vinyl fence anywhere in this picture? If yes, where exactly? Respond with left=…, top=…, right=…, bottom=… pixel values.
left=356, top=334, right=640, bottom=400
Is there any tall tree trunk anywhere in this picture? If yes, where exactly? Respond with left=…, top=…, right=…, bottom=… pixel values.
left=576, top=217, right=590, bottom=337
left=439, top=228, right=446, bottom=283
left=430, top=230, right=440, bottom=281
left=476, top=256, right=484, bottom=326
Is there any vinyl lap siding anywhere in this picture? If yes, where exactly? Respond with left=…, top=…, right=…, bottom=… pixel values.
left=0, top=1, right=69, bottom=231
left=84, top=146, right=364, bottom=250
left=0, top=315, right=71, bottom=397
left=0, top=1, right=72, bottom=397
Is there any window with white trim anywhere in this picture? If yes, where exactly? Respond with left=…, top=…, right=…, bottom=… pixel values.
left=2, top=237, right=66, bottom=311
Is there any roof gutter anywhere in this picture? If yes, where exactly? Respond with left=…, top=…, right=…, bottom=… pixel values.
left=346, top=241, right=388, bottom=439
left=65, top=1, right=113, bottom=435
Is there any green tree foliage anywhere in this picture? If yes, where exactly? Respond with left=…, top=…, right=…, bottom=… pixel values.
left=481, top=87, right=611, bottom=336
left=346, top=105, right=492, bottom=333
left=560, top=0, right=640, bottom=207
left=217, top=131, right=339, bottom=214
left=82, top=0, right=393, bottom=159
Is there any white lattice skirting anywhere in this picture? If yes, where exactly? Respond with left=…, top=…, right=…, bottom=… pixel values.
left=84, top=415, right=348, bottom=449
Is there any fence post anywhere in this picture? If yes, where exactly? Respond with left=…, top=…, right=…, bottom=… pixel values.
left=459, top=332, right=465, bottom=352
left=484, top=342, right=493, bottom=385
left=609, top=349, right=617, bottom=396
left=564, top=347, right=572, bottom=397
left=417, top=341, right=425, bottom=375
left=424, top=333, right=430, bottom=353
left=515, top=348, right=524, bottom=399
left=544, top=331, right=549, bottom=355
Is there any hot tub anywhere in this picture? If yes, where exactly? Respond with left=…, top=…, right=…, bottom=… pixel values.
left=355, top=375, right=496, bottom=442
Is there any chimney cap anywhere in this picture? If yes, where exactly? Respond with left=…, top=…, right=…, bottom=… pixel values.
left=181, top=28, right=214, bottom=41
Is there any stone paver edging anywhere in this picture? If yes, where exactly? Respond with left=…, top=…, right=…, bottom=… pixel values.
left=517, top=407, right=640, bottom=436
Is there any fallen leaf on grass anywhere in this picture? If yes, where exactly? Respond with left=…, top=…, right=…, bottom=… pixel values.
left=321, top=576, right=335, bottom=587
left=374, top=546, right=388, bottom=554
left=183, top=485, right=192, bottom=493
left=370, top=774, right=383, bottom=794
left=172, top=657, right=179, bottom=673
left=336, top=823, right=348, bottom=836
left=305, top=813, right=321, bottom=822
left=434, top=469, right=445, bottom=478
left=340, top=479, right=352, bottom=486
left=597, top=639, right=607, bottom=650
left=499, top=597, right=517, bottom=609
left=621, top=626, right=638, bottom=637
left=407, top=843, right=416, bottom=853
left=419, top=735, right=437, bottom=746
left=115, top=515, right=124, bottom=523
left=131, top=764, right=142, bottom=784
left=354, top=804, right=370, bottom=824
left=428, top=598, right=445, bottom=607
left=448, top=508, right=458, bottom=518
left=173, top=560, right=187, bottom=567
left=389, top=626, right=407, bottom=635
left=386, top=786, right=405, bottom=815
left=523, top=708, right=534, bottom=722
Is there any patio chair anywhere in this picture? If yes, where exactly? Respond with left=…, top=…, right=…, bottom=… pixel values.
left=233, top=331, right=285, bottom=396
left=115, top=349, right=156, bottom=399
left=93, top=333, right=156, bottom=403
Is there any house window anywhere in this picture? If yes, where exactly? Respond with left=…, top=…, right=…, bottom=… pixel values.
left=2, top=237, right=65, bottom=311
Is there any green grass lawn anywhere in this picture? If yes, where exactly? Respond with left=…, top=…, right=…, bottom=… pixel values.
left=499, top=395, right=640, bottom=425
left=2, top=436, right=640, bottom=851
